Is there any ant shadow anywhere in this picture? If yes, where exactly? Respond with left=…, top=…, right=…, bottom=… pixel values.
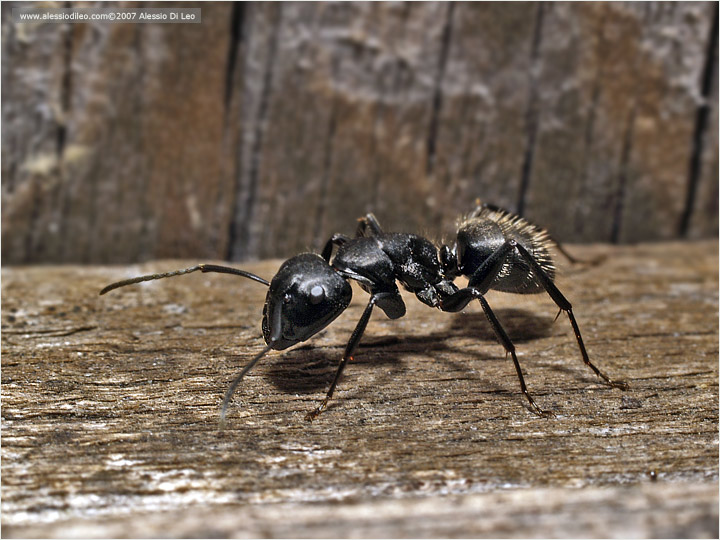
left=264, top=308, right=556, bottom=397
left=445, top=308, right=554, bottom=343
left=264, top=347, right=401, bottom=395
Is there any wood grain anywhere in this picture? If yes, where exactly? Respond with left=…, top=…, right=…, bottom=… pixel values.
left=2, top=240, right=717, bottom=537
left=2, top=2, right=717, bottom=264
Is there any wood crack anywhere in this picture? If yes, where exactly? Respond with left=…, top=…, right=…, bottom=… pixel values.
left=2, top=325, right=97, bottom=337
left=678, top=2, right=718, bottom=237
left=312, top=94, right=338, bottom=251
left=610, top=101, right=637, bottom=243
left=228, top=4, right=282, bottom=261
left=224, top=2, right=245, bottom=113
left=516, top=2, right=545, bottom=217
left=425, top=1, right=455, bottom=178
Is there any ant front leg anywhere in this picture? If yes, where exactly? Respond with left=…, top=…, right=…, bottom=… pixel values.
left=305, top=292, right=393, bottom=421
left=440, top=288, right=552, bottom=416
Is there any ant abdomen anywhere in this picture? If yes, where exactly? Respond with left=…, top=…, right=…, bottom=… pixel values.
left=457, top=204, right=556, bottom=295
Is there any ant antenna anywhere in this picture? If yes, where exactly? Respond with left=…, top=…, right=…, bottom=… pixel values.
left=219, top=345, right=272, bottom=424
left=99, top=264, right=270, bottom=295
left=100, top=263, right=277, bottom=426
left=219, top=302, right=284, bottom=425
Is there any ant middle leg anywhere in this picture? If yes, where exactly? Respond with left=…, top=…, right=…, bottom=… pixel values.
left=439, top=287, right=551, bottom=416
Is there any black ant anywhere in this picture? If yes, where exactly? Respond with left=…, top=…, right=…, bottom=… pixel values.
left=99, top=201, right=627, bottom=422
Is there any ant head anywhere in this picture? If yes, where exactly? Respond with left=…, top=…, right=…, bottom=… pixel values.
left=262, top=253, right=352, bottom=350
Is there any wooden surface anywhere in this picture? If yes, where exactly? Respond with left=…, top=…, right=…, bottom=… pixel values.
left=2, top=2, right=718, bottom=265
left=2, top=240, right=718, bottom=538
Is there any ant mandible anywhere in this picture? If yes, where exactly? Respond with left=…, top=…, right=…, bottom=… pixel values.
left=99, top=201, right=628, bottom=422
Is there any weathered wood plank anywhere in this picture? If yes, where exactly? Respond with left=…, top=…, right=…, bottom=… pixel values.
left=230, top=2, right=452, bottom=260
left=617, top=2, right=717, bottom=243
left=2, top=2, right=717, bottom=265
left=1, top=1, right=69, bottom=262
left=429, top=2, right=538, bottom=230
left=516, top=2, right=717, bottom=244
left=2, top=240, right=717, bottom=537
left=5, top=484, right=718, bottom=539
left=1, top=1, right=237, bottom=264
left=690, top=4, right=719, bottom=240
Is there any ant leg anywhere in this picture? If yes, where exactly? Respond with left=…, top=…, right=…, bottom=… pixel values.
left=477, top=295, right=552, bottom=416
left=473, top=200, right=602, bottom=266
left=466, top=241, right=627, bottom=390
left=438, top=287, right=550, bottom=416
left=438, top=287, right=476, bottom=312
left=321, top=234, right=350, bottom=262
left=305, top=292, right=388, bottom=421
left=466, top=241, right=517, bottom=294
left=509, top=242, right=628, bottom=389
left=552, top=240, right=605, bottom=266
left=356, top=213, right=384, bottom=237
left=471, top=199, right=511, bottom=216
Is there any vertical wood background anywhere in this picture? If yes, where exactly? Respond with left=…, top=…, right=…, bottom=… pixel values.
left=2, top=1, right=718, bottom=265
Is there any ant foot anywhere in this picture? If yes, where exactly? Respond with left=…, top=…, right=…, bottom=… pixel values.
left=608, top=379, right=630, bottom=391
left=598, top=371, right=629, bottom=391
left=538, top=408, right=556, bottom=418
left=526, top=397, right=555, bottom=418
left=532, top=406, right=555, bottom=419
left=304, top=399, right=329, bottom=422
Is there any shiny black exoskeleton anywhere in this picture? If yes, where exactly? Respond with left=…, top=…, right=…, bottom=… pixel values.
left=99, top=202, right=627, bottom=422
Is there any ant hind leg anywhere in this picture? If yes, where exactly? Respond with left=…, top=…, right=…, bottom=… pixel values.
left=509, top=242, right=628, bottom=390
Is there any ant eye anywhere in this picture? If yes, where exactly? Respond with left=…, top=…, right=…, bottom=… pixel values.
left=309, top=285, right=325, bottom=305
